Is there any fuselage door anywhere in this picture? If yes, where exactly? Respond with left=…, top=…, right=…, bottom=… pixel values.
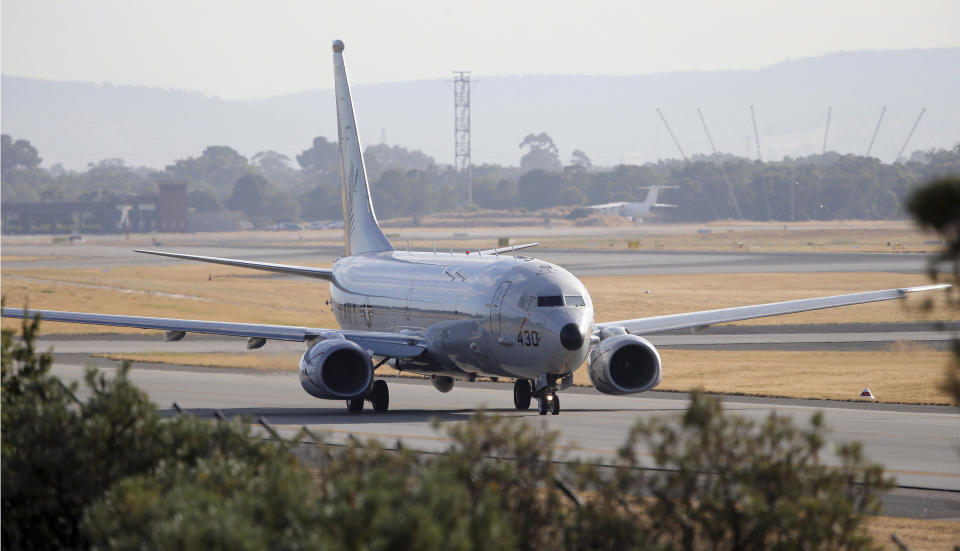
left=489, top=281, right=512, bottom=336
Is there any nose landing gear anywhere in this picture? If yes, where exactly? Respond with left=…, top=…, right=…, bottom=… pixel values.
left=537, top=392, right=560, bottom=415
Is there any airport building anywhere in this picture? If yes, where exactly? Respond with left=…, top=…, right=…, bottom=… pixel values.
left=1, top=183, right=187, bottom=235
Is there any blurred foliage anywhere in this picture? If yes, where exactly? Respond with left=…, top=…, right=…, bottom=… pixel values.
left=573, top=394, right=890, bottom=550
left=906, top=175, right=960, bottom=406
left=1, top=312, right=312, bottom=550
left=2, top=312, right=891, bottom=549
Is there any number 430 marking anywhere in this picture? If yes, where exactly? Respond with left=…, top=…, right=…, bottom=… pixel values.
left=517, top=330, right=540, bottom=347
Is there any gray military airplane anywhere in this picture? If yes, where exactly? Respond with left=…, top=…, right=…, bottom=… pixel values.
left=3, top=40, right=948, bottom=416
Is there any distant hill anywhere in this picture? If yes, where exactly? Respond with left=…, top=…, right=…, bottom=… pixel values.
left=2, top=48, right=958, bottom=170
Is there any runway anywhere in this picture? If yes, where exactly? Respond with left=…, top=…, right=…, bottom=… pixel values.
left=50, top=358, right=960, bottom=519
left=1, top=242, right=931, bottom=276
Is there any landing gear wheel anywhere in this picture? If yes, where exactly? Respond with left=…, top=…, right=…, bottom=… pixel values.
left=513, top=378, right=532, bottom=410
left=346, top=397, right=364, bottom=413
left=551, top=394, right=560, bottom=415
left=370, top=380, right=389, bottom=412
left=538, top=395, right=549, bottom=416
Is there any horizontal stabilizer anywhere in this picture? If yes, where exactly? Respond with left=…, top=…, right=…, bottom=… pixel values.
left=134, top=249, right=333, bottom=281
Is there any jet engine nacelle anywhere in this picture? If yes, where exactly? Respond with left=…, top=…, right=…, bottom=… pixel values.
left=299, top=339, right=373, bottom=400
left=588, top=333, right=662, bottom=395
left=431, top=375, right=455, bottom=393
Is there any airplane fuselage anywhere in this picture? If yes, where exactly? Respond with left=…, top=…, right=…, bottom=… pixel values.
left=329, top=251, right=594, bottom=381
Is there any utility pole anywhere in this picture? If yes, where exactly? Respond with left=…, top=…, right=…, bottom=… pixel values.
left=865, top=106, right=886, bottom=157
left=895, top=107, right=926, bottom=163
left=453, top=71, right=472, bottom=205
left=697, top=107, right=743, bottom=220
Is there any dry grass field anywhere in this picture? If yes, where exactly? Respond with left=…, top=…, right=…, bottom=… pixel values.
left=864, top=517, right=960, bottom=550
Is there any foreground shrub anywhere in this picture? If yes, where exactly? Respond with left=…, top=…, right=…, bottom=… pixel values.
left=2, top=312, right=890, bottom=550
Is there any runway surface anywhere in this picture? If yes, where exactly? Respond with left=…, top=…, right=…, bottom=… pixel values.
left=2, top=242, right=932, bottom=276
left=50, top=359, right=959, bottom=519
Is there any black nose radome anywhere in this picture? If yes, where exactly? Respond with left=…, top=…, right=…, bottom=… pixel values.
left=560, top=323, right=584, bottom=351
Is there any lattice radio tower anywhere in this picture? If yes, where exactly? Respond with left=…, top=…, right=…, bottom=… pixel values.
left=453, top=71, right=472, bottom=205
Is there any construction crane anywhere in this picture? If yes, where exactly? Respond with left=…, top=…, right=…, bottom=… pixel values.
left=656, top=107, right=719, bottom=219
left=895, top=107, right=926, bottom=163
left=822, top=106, right=832, bottom=155
left=865, top=106, right=886, bottom=157
left=697, top=107, right=743, bottom=220
left=750, top=105, right=763, bottom=162
left=749, top=105, right=772, bottom=219
left=656, top=107, right=688, bottom=161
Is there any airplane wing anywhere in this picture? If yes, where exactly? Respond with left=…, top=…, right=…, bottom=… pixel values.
left=134, top=249, right=333, bottom=281
left=586, top=202, right=626, bottom=210
left=1, top=308, right=425, bottom=359
left=597, top=284, right=949, bottom=335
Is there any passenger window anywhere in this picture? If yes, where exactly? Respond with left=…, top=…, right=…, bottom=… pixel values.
left=537, top=296, right=564, bottom=307
left=565, top=295, right=585, bottom=307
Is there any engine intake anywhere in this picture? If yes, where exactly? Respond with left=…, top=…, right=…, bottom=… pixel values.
left=299, top=339, right=373, bottom=399
left=588, top=333, right=662, bottom=395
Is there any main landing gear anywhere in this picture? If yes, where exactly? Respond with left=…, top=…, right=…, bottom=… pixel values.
left=513, top=378, right=532, bottom=410
left=346, top=379, right=390, bottom=413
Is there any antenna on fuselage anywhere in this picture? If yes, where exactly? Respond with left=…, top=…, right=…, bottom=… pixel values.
left=433, top=242, right=437, bottom=255
left=406, top=240, right=411, bottom=254
left=449, top=242, right=453, bottom=256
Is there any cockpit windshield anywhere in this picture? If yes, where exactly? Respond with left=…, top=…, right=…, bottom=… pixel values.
left=536, top=295, right=585, bottom=307
left=537, top=296, right=564, bottom=307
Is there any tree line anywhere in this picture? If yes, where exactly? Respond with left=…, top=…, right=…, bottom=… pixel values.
left=3, top=132, right=959, bottom=227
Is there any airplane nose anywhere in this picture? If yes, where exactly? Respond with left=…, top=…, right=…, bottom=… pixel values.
left=560, top=323, right=584, bottom=350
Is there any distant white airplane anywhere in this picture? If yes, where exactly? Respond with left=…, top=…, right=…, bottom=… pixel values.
left=2, top=41, right=948, bottom=417
left=585, top=185, right=678, bottom=221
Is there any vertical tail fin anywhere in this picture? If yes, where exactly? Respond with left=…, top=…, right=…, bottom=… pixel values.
left=332, top=40, right=393, bottom=256
left=641, top=187, right=661, bottom=209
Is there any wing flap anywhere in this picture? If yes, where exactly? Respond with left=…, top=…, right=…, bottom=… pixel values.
left=134, top=250, right=333, bottom=281
left=598, top=284, right=950, bottom=335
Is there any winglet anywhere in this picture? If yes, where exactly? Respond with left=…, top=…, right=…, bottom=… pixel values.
left=333, top=40, right=394, bottom=256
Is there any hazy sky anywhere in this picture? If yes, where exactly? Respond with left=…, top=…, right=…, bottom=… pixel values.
left=3, top=0, right=958, bottom=100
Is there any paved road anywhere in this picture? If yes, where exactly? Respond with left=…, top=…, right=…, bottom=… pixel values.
left=51, top=359, right=960, bottom=519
